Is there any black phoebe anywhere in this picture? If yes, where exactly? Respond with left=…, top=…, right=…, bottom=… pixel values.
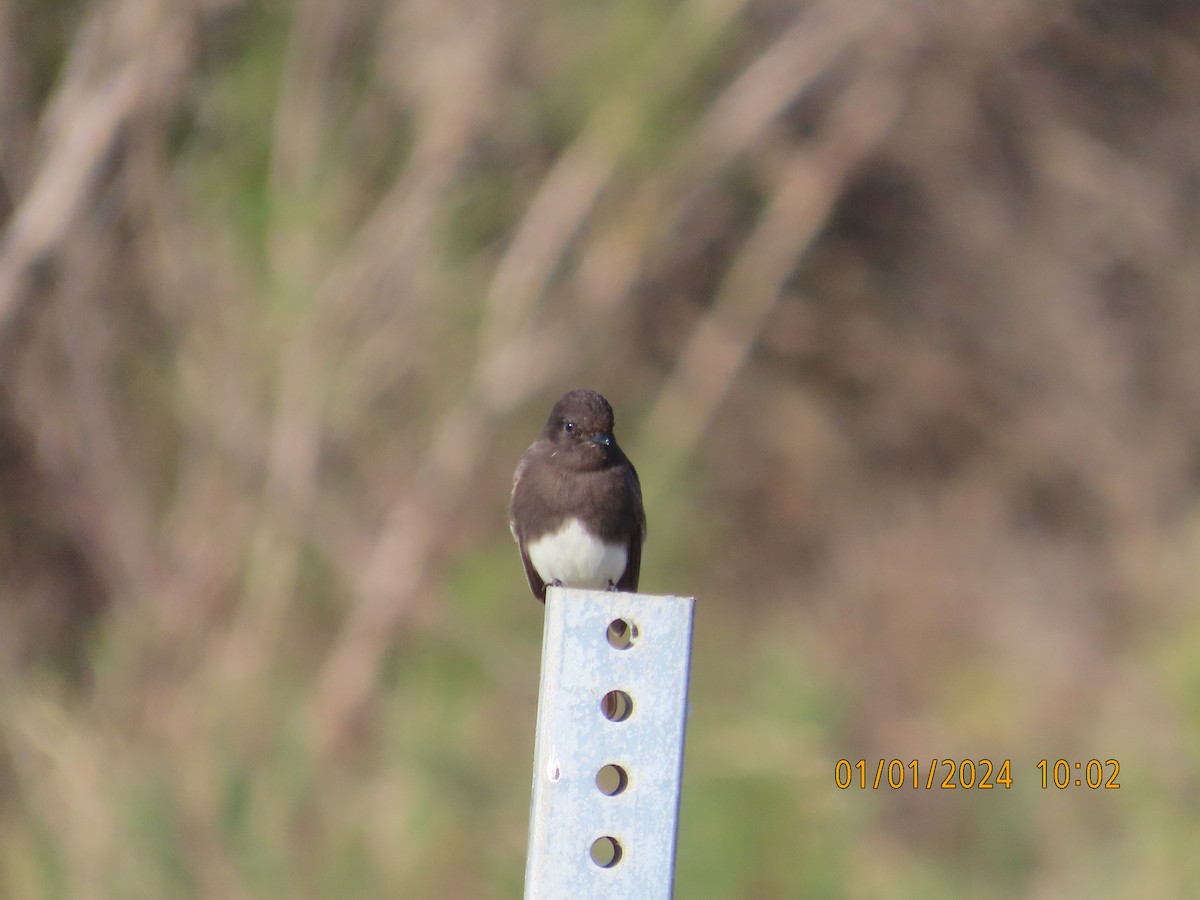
left=509, top=389, right=646, bottom=602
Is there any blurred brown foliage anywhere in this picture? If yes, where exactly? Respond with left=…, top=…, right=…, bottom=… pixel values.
left=2, top=0, right=1200, bottom=895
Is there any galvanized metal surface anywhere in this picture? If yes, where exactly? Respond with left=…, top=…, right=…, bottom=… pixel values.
left=524, top=587, right=696, bottom=900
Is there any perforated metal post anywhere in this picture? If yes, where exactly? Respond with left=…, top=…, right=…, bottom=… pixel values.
left=524, top=587, right=695, bottom=899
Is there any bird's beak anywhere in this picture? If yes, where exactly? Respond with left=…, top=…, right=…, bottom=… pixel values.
left=589, top=432, right=614, bottom=447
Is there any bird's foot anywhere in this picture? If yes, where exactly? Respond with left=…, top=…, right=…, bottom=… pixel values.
left=606, top=580, right=617, bottom=591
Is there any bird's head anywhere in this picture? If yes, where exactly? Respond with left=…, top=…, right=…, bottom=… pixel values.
left=543, top=389, right=620, bottom=469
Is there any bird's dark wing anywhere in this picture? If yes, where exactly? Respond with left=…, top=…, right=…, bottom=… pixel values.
left=616, top=531, right=641, bottom=593
left=519, top=542, right=548, bottom=603
left=615, top=461, right=645, bottom=593
left=510, top=453, right=548, bottom=602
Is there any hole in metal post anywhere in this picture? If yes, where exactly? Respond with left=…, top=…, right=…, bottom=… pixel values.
left=595, top=763, right=629, bottom=796
left=606, top=618, right=638, bottom=649
left=589, top=836, right=623, bottom=868
left=600, top=690, right=633, bottom=722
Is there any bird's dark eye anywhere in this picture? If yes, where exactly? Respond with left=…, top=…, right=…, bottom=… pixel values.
left=562, top=420, right=575, bottom=435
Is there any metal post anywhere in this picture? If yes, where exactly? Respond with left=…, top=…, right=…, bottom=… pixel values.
left=524, top=587, right=696, bottom=900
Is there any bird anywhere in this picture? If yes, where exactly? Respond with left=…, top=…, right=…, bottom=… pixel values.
left=509, top=389, right=646, bottom=602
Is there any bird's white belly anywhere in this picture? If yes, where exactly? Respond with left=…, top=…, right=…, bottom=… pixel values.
left=527, top=518, right=626, bottom=589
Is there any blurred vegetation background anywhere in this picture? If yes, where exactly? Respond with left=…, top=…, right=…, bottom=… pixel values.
left=2, top=0, right=1199, bottom=896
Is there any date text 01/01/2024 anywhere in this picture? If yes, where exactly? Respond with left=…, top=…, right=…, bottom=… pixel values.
left=834, top=759, right=1121, bottom=790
